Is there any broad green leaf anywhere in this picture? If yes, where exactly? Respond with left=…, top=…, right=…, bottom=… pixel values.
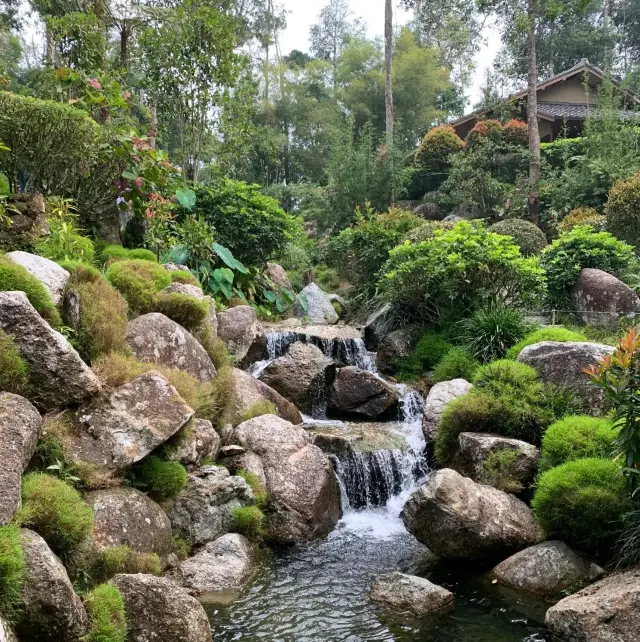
left=212, top=243, right=249, bottom=274
left=121, top=171, right=137, bottom=181
left=176, top=188, right=197, bottom=210
left=264, top=290, right=277, bottom=303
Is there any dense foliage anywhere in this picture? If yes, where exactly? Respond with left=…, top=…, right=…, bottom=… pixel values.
left=506, top=327, right=588, bottom=359
left=488, top=219, right=548, bottom=257
left=606, top=172, right=640, bottom=249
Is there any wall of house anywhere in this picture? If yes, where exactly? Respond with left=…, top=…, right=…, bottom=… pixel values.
left=538, top=76, right=597, bottom=104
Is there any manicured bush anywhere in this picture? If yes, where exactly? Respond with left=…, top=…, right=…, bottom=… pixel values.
left=540, top=415, right=616, bottom=471
left=128, top=248, right=157, bottom=262
left=0, top=254, right=61, bottom=325
left=0, top=524, right=25, bottom=622
left=414, top=125, right=465, bottom=173
left=232, top=505, right=264, bottom=539
left=606, top=171, right=640, bottom=247
left=189, top=180, right=302, bottom=267
left=95, top=545, right=161, bottom=582
left=154, top=292, right=209, bottom=331
left=473, top=359, right=541, bottom=398
left=18, top=473, right=94, bottom=556
left=558, top=207, right=606, bottom=234
left=100, top=245, right=158, bottom=264
left=105, top=259, right=171, bottom=314
left=489, top=219, right=548, bottom=256
left=432, top=347, right=479, bottom=383
left=540, top=225, right=634, bottom=305
left=399, top=333, right=452, bottom=378
left=532, top=458, right=631, bottom=555
left=170, top=270, right=200, bottom=286
left=237, top=469, right=268, bottom=507
left=83, top=584, right=127, bottom=642
left=466, top=119, right=504, bottom=147
left=502, top=119, right=528, bottom=146
left=0, top=328, right=29, bottom=394
left=506, top=327, right=587, bottom=359
left=136, top=456, right=187, bottom=501
left=455, top=306, right=530, bottom=363
left=404, top=220, right=456, bottom=244
left=479, top=450, right=523, bottom=493
left=379, top=221, right=545, bottom=323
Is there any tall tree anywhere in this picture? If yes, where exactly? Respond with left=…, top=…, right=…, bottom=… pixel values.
left=527, top=0, right=541, bottom=223
left=385, top=0, right=393, bottom=148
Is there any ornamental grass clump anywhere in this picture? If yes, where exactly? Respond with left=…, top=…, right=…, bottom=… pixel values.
left=154, top=292, right=209, bottom=331
left=506, top=327, right=587, bottom=359
left=0, top=329, right=29, bottom=394
left=83, top=584, right=127, bottom=642
left=105, top=259, right=171, bottom=315
left=135, top=456, right=187, bottom=501
left=94, top=545, right=161, bottom=583
left=237, top=469, right=268, bottom=507
left=232, top=505, right=265, bottom=539
left=0, top=524, right=25, bottom=622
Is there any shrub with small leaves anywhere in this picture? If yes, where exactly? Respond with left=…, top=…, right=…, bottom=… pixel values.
left=489, top=219, right=548, bottom=256
left=105, top=259, right=171, bottom=314
left=83, top=583, right=127, bottom=642
left=432, top=347, right=479, bottom=383
left=0, top=328, right=29, bottom=394
left=399, top=333, right=452, bottom=377
left=558, top=207, right=606, bottom=234
left=605, top=171, right=640, bottom=247
left=414, top=125, right=465, bottom=173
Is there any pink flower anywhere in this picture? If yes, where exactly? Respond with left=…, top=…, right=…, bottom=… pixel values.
left=123, top=91, right=132, bottom=100
left=134, top=177, right=143, bottom=188
left=89, top=78, right=102, bottom=90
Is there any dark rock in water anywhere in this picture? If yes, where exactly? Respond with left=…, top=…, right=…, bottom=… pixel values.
left=545, top=568, right=640, bottom=642
left=369, top=572, right=454, bottom=617
left=329, top=366, right=399, bottom=419
left=112, top=573, right=213, bottom=642
left=492, top=541, right=604, bottom=599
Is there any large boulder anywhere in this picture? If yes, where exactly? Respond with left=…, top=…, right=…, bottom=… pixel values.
left=518, top=341, right=614, bottom=413
left=230, top=368, right=302, bottom=426
left=164, top=418, right=221, bottom=469
left=111, top=573, right=212, bottom=642
left=545, top=568, right=640, bottom=642
left=265, top=262, right=292, bottom=292
left=369, top=572, right=454, bottom=617
left=17, top=529, right=88, bottom=642
left=160, top=282, right=204, bottom=300
left=402, top=469, right=540, bottom=560
left=376, top=327, right=417, bottom=375
left=168, top=466, right=255, bottom=546
left=363, top=303, right=394, bottom=349
left=75, top=371, right=193, bottom=471
left=0, top=393, right=42, bottom=525
left=84, top=487, right=173, bottom=557
left=5, top=250, right=69, bottom=305
left=422, top=379, right=472, bottom=442
left=259, top=342, right=335, bottom=415
left=174, top=533, right=253, bottom=595
left=216, top=305, right=258, bottom=361
left=0, top=291, right=101, bottom=409
left=126, top=313, right=216, bottom=382
left=295, top=282, right=339, bottom=325
left=230, top=415, right=341, bottom=543
left=457, top=432, right=539, bottom=490
left=573, top=268, right=640, bottom=327
left=0, top=194, right=48, bottom=249
left=492, top=541, right=604, bottom=599
left=328, top=366, right=399, bottom=419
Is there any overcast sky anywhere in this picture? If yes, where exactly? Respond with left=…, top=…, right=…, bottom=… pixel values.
left=279, top=0, right=501, bottom=108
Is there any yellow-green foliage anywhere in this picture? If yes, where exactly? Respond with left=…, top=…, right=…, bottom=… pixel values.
left=18, top=473, right=94, bottom=556
left=136, top=456, right=187, bottom=501
left=0, top=524, right=25, bottom=622
left=94, top=545, right=161, bottom=582
left=194, top=325, right=231, bottom=371
left=237, top=469, right=268, bottom=507
left=232, top=505, right=264, bottom=539
left=155, top=292, right=208, bottom=331
left=479, top=450, right=523, bottom=494
left=605, top=171, right=640, bottom=247
left=172, top=536, right=191, bottom=561
left=0, top=254, right=61, bottom=325
left=170, top=270, right=200, bottom=286
left=65, top=266, right=129, bottom=363
left=240, top=400, right=278, bottom=423
left=100, top=245, right=157, bottom=264
left=105, top=259, right=171, bottom=314
left=558, top=207, right=606, bottom=234
left=540, top=415, right=617, bottom=470
left=506, top=327, right=587, bottom=359
left=83, top=584, right=126, bottom=642
left=0, top=328, right=29, bottom=394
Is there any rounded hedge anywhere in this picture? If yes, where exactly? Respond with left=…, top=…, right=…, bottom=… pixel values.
left=414, top=125, right=465, bottom=173
left=532, top=458, right=630, bottom=555
left=506, top=327, right=587, bottom=359
left=540, top=415, right=617, bottom=470
left=489, top=219, right=548, bottom=257
left=138, top=456, right=187, bottom=501
left=472, top=359, right=541, bottom=397
left=606, top=171, right=640, bottom=247
left=433, top=347, right=479, bottom=383
left=558, top=207, right=606, bottom=234
left=105, top=259, right=171, bottom=315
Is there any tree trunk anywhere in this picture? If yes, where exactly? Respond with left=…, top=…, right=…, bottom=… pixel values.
left=603, top=0, right=611, bottom=71
left=384, top=0, right=394, bottom=204
left=527, top=0, right=541, bottom=225
left=120, top=24, right=128, bottom=70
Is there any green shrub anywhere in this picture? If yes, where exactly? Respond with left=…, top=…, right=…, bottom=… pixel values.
left=0, top=91, right=100, bottom=194
left=57, top=261, right=101, bottom=282
left=379, top=221, right=545, bottom=324
left=606, top=171, right=640, bottom=247
left=399, top=333, right=452, bottom=377
left=433, top=347, right=479, bottom=383
left=94, top=545, right=161, bottom=582
left=136, top=456, right=187, bottom=501
left=454, top=306, right=530, bottom=363
left=489, top=219, right=548, bottom=256
left=479, top=450, right=523, bottom=493
left=232, top=505, right=264, bottom=539
left=540, top=415, right=616, bottom=471
left=189, top=180, right=302, bottom=267
left=558, top=207, right=606, bottom=234
left=532, top=458, right=631, bottom=555
left=0, top=328, right=29, bottom=394
left=506, top=327, right=587, bottom=359
left=154, top=292, right=208, bottom=331
left=83, top=584, right=126, bottom=642
left=414, top=125, right=465, bottom=174
left=18, top=473, right=94, bottom=556
left=105, top=259, right=171, bottom=314
left=540, top=226, right=634, bottom=306
left=128, top=248, right=157, bottom=262
left=100, top=245, right=158, bottom=264
left=170, top=270, right=200, bottom=286
left=0, top=254, right=61, bottom=325
left=237, top=469, right=268, bottom=507
left=0, top=524, right=25, bottom=622
left=472, top=359, right=541, bottom=397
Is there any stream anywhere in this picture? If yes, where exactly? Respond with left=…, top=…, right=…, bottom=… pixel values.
left=208, top=328, right=551, bottom=641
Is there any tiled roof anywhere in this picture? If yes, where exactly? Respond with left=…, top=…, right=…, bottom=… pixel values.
left=537, top=102, right=640, bottom=120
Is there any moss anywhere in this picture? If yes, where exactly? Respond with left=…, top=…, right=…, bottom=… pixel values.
left=240, top=400, right=278, bottom=423
left=237, top=469, right=268, bottom=507
left=94, top=545, right=161, bottom=583
left=232, top=505, right=264, bottom=539
left=540, top=415, right=617, bottom=471
left=506, top=327, right=587, bottom=359
left=83, top=583, right=126, bottom=642
left=479, top=450, right=523, bottom=494
left=170, top=270, right=200, bottom=286
left=57, top=261, right=101, bottom=282
left=105, top=259, right=171, bottom=315
left=18, top=472, right=94, bottom=557
left=154, top=292, right=209, bottom=331
left=135, top=456, right=187, bottom=501
left=432, top=347, right=479, bottom=383
left=532, top=458, right=631, bottom=556
left=0, top=254, right=61, bottom=325
left=127, top=248, right=157, bottom=262
left=0, top=328, right=29, bottom=394
left=0, top=524, right=25, bottom=623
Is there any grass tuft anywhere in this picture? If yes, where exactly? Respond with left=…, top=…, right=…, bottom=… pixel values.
left=0, top=329, right=29, bottom=394
left=83, top=583, right=127, bottom=642
left=0, top=524, right=25, bottom=623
